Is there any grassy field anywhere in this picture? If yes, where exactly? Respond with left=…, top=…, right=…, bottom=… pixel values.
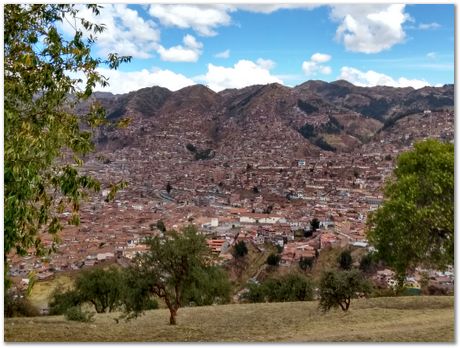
left=5, top=296, right=454, bottom=342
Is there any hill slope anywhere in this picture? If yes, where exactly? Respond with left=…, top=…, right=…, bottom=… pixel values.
left=5, top=296, right=454, bottom=342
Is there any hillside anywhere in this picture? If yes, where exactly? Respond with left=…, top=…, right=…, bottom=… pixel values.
left=5, top=296, right=454, bottom=342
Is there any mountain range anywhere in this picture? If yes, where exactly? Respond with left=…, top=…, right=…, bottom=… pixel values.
left=76, top=80, right=454, bottom=155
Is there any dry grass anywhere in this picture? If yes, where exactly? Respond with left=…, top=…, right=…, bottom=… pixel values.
left=5, top=296, right=453, bottom=342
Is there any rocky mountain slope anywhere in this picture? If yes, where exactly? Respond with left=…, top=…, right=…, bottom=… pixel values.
left=78, top=80, right=453, bottom=155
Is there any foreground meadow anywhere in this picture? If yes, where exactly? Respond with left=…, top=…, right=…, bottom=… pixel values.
left=5, top=296, right=454, bottom=342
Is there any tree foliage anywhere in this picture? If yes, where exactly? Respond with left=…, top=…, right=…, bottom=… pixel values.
left=4, top=4, right=130, bottom=262
left=337, top=249, right=353, bottom=270
left=367, top=139, right=454, bottom=280
left=266, top=253, right=281, bottom=267
left=319, top=270, right=371, bottom=312
left=244, top=273, right=314, bottom=303
left=310, top=218, right=320, bottom=232
left=74, top=266, right=124, bottom=313
left=233, top=240, right=249, bottom=258
left=125, top=225, right=226, bottom=325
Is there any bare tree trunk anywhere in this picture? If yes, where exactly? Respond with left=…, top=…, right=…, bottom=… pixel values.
left=169, top=308, right=177, bottom=325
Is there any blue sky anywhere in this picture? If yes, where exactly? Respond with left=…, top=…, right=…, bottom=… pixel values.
left=61, top=4, right=454, bottom=93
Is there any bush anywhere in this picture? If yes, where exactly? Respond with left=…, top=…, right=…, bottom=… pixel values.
left=233, top=241, right=248, bottom=258
left=319, top=269, right=371, bottom=312
left=266, top=253, right=281, bottom=266
left=299, top=257, right=314, bottom=271
left=49, top=288, right=82, bottom=315
left=65, top=306, right=95, bottom=322
left=244, top=274, right=314, bottom=303
left=4, top=293, right=40, bottom=318
left=359, top=252, right=377, bottom=274
left=243, top=283, right=266, bottom=303
left=337, top=249, right=353, bottom=270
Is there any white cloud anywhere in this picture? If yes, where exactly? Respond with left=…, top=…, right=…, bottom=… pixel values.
left=93, top=68, right=196, bottom=93
left=215, top=49, right=230, bottom=59
left=149, top=4, right=233, bottom=36
left=330, top=4, right=410, bottom=53
left=235, top=4, right=319, bottom=14
left=338, top=66, right=430, bottom=89
left=157, top=34, right=203, bottom=62
left=199, top=59, right=283, bottom=92
left=426, top=52, right=437, bottom=60
left=418, top=22, right=441, bottom=30
left=311, top=53, right=331, bottom=63
left=302, top=53, right=332, bottom=76
left=256, top=58, right=276, bottom=70
left=59, top=4, right=160, bottom=59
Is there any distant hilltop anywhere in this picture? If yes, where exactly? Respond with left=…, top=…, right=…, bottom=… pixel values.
left=75, top=80, right=453, bottom=154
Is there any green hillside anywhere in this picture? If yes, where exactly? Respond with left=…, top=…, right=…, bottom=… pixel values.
left=5, top=296, right=453, bottom=342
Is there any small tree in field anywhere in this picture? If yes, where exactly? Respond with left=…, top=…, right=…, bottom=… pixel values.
left=126, top=225, right=223, bottom=325
left=337, top=249, right=353, bottom=270
left=319, top=270, right=371, bottom=312
left=75, top=267, right=123, bottom=313
left=233, top=240, right=248, bottom=258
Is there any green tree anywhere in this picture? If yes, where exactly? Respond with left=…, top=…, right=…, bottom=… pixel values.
left=75, top=266, right=124, bottom=313
left=299, top=257, right=314, bottom=271
left=233, top=240, right=249, bottom=258
left=126, top=225, right=216, bottom=325
left=4, top=5, right=130, bottom=268
left=319, top=269, right=371, bottom=312
left=156, top=220, right=166, bottom=233
left=359, top=252, right=377, bottom=274
left=264, top=273, right=314, bottom=302
left=48, top=287, right=82, bottom=315
left=337, top=249, right=353, bottom=270
left=266, top=253, right=281, bottom=267
left=367, top=139, right=454, bottom=283
left=183, top=266, right=231, bottom=306
left=310, top=218, right=320, bottom=232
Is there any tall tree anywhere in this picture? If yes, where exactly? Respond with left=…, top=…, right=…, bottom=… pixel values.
left=318, top=270, right=371, bottom=312
left=75, top=267, right=124, bottom=313
left=127, top=225, right=220, bottom=325
left=4, top=5, right=130, bottom=264
left=367, top=140, right=454, bottom=283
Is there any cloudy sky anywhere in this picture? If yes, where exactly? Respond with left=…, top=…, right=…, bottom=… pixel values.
left=60, top=4, right=454, bottom=93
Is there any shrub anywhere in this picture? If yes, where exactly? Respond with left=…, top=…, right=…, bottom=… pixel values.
left=299, top=257, right=314, bottom=271
left=233, top=241, right=248, bottom=258
left=244, top=273, right=314, bottom=303
left=337, top=249, right=353, bottom=270
left=266, top=253, right=281, bottom=266
left=4, top=293, right=40, bottom=318
left=319, top=269, right=371, bottom=312
left=65, top=306, right=95, bottom=322
left=49, top=288, right=82, bottom=315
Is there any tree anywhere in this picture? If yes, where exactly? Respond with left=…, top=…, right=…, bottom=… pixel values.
left=367, top=140, right=454, bottom=282
left=182, top=266, right=231, bottom=306
left=233, top=240, right=248, bottom=258
left=337, top=249, right=353, bottom=270
left=310, top=218, right=320, bottom=232
left=359, top=252, right=377, bottom=274
left=48, top=288, right=82, bottom=315
left=4, top=5, right=130, bottom=266
left=166, top=182, right=172, bottom=194
left=245, top=273, right=315, bottom=303
left=299, top=257, right=314, bottom=271
left=126, top=225, right=216, bottom=325
left=156, top=220, right=166, bottom=233
left=319, top=270, right=371, bottom=312
left=266, top=253, right=281, bottom=267
left=75, top=267, right=123, bottom=313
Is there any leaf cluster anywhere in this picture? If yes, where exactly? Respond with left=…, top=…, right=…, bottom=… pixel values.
left=367, top=139, right=454, bottom=278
